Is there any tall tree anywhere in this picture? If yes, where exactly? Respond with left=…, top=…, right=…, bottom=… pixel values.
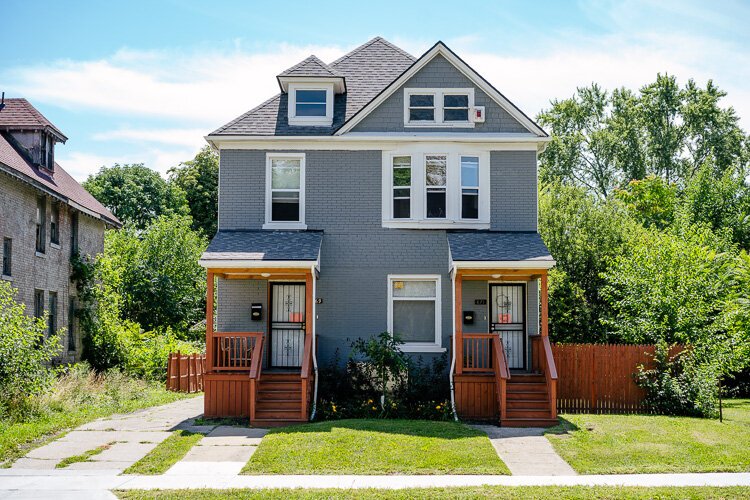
left=168, top=146, right=219, bottom=236
left=83, top=164, right=189, bottom=230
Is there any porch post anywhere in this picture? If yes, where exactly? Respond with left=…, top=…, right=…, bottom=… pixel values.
left=540, top=273, right=549, bottom=338
left=206, top=270, right=214, bottom=372
left=455, top=272, right=463, bottom=375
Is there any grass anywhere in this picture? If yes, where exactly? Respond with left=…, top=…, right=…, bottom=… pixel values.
left=241, top=419, right=510, bottom=475
left=56, top=441, right=115, bottom=468
left=0, top=364, right=195, bottom=467
left=545, top=399, right=750, bottom=474
left=116, top=486, right=750, bottom=499
left=192, top=416, right=248, bottom=427
left=124, top=430, right=204, bottom=475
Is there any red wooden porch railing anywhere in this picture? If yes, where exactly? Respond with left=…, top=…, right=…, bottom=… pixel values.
left=531, top=334, right=558, bottom=420
left=462, top=333, right=495, bottom=372
left=300, top=333, right=314, bottom=420
left=248, top=334, right=264, bottom=422
left=492, top=335, right=511, bottom=420
left=211, top=332, right=262, bottom=371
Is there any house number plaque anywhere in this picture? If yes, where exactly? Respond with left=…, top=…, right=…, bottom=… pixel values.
left=474, top=299, right=487, bottom=305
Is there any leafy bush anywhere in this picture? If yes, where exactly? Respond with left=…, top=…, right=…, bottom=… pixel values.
left=120, top=327, right=202, bottom=381
left=0, top=281, right=63, bottom=418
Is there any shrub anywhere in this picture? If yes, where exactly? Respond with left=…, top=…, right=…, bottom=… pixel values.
left=120, top=327, right=202, bottom=381
left=0, top=281, right=63, bottom=418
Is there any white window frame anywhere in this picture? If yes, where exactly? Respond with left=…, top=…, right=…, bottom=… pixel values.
left=391, top=156, right=412, bottom=219
left=264, top=152, right=307, bottom=230
left=403, top=88, right=475, bottom=128
left=382, top=146, right=490, bottom=229
left=288, top=82, right=334, bottom=126
left=424, top=154, right=448, bottom=219
left=459, top=155, right=480, bottom=221
left=387, top=274, right=444, bottom=353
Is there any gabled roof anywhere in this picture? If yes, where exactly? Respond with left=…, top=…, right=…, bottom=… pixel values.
left=210, top=37, right=415, bottom=136
left=447, top=231, right=554, bottom=264
left=278, top=55, right=341, bottom=78
left=200, top=230, right=323, bottom=266
left=0, top=98, right=68, bottom=142
left=0, top=132, right=119, bottom=226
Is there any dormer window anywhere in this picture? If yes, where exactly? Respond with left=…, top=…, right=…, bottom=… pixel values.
left=404, top=88, right=475, bottom=128
left=288, top=83, right=334, bottom=126
left=38, top=133, right=54, bottom=171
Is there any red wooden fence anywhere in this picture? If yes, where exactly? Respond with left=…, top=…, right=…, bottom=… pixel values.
left=166, top=352, right=206, bottom=393
left=552, top=343, right=682, bottom=414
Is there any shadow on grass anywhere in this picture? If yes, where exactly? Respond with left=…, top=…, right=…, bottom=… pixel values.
left=543, top=417, right=580, bottom=436
left=264, top=418, right=486, bottom=440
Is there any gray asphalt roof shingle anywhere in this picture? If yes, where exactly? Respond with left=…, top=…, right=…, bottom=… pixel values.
left=278, top=55, right=341, bottom=77
left=447, top=231, right=554, bottom=262
left=211, top=37, right=415, bottom=136
left=202, top=230, right=323, bottom=261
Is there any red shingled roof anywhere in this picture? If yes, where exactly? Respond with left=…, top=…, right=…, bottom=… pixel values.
left=0, top=98, right=68, bottom=141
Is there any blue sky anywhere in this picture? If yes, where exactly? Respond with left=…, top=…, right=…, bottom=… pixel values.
left=2, top=0, right=749, bottom=180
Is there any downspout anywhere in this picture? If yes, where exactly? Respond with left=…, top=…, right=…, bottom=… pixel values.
left=309, top=264, right=319, bottom=421
left=449, top=266, right=459, bottom=421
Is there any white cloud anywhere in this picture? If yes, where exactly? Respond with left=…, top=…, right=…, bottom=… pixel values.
left=92, top=128, right=207, bottom=148
left=57, top=147, right=196, bottom=181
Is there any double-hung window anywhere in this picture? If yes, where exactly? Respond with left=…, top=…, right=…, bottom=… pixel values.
left=34, top=290, right=44, bottom=320
left=388, top=275, right=443, bottom=352
left=295, top=90, right=327, bottom=117
left=444, top=94, right=469, bottom=122
left=50, top=203, right=59, bottom=246
left=392, top=156, right=411, bottom=219
left=48, top=291, right=57, bottom=337
left=425, top=155, right=447, bottom=219
left=36, top=196, right=46, bottom=254
left=2, top=238, right=11, bottom=277
left=404, top=88, right=474, bottom=127
left=265, top=153, right=305, bottom=229
left=408, top=94, right=435, bottom=122
left=460, top=156, right=479, bottom=219
left=68, top=298, right=76, bottom=352
left=288, top=83, right=334, bottom=126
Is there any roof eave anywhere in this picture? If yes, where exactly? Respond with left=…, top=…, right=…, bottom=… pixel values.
left=276, top=75, right=347, bottom=94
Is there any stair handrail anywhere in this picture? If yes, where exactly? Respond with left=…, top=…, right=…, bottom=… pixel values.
left=492, top=335, right=511, bottom=420
left=536, top=335, right=558, bottom=420
left=248, top=334, right=264, bottom=421
left=300, top=333, right=314, bottom=420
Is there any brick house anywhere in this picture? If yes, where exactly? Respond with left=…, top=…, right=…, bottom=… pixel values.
left=200, top=38, right=558, bottom=426
left=0, top=98, right=120, bottom=362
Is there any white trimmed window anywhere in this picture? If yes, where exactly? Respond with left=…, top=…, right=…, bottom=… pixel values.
left=460, top=156, right=479, bottom=219
left=392, top=156, right=411, bottom=219
left=388, top=275, right=443, bottom=352
left=288, top=83, right=334, bottom=126
left=404, top=88, right=474, bottom=127
left=264, top=153, right=306, bottom=229
left=425, top=154, right=447, bottom=218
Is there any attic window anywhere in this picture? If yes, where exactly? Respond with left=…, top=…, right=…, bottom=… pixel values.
left=39, top=134, right=54, bottom=171
left=288, top=83, right=334, bottom=126
left=404, top=88, right=475, bottom=128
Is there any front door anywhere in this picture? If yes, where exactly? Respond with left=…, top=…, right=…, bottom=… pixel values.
left=490, top=284, right=526, bottom=370
left=270, top=283, right=306, bottom=368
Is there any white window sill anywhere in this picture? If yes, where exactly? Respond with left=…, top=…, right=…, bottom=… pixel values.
left=288, top=117, right=333, bottom=127
left=383, top=220, right=490, bottom=230
left=263, top=222, right=308, bottom=230
left=50, top=242, right=61, bottom=250
left=400, top=344, right=447, bottom=353
left=1, top=275, right=12, bottom=282
left=404, top=122, right=475, bottom=128
left=35, top=251, right=46, bottom=258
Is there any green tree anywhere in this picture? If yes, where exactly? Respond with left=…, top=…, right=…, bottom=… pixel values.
left=169, top=146, right=219, bottom=237
left=83, top=164, right=189, bottom=229
left=614, top=175, right=677, bottom=229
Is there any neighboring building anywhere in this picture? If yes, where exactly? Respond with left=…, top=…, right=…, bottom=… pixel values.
left=200, top=38, right=557, bottom=426
left=0, top=98, right=120, bottom=362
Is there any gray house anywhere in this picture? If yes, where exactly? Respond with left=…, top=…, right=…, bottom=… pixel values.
left=200, top=38, right=558, bottom=427
left=0, top=98, right=120, bottom=362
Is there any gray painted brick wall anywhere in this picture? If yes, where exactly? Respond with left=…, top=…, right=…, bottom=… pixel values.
left=491, top=150, right=537, bottom=231
left=352, top=54, right=529, bottom=134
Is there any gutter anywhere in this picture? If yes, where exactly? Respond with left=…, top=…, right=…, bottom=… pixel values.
left=309, top=263, right=320, bottom=421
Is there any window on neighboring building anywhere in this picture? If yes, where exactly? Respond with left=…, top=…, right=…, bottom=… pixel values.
left=2, top=238, right=11, bottom=276
left=50, top=202, right=59, bottom=245
left=70, top=212, right=79, bottom=255
left=408, top=94, right=435, bottom=122
left=388, top=275, right=442, bottom=352
left=392, top=156, right=411, bottom=219
left=36, top=197, right=46, bottom=254
left=48, top=292, right=57, bottom=337
left=460, top=156, right=479, bottom=219
left=68, top=298, right=76, bottom=352
left=425, top=155, right=447, bottom=219
left=295, top=89, right=327, bottom=117
left=404, top=88, right=474, bottom=127
left=265, top=153, right=305, bottom=227
left=34, top=289, right=44, bottom=320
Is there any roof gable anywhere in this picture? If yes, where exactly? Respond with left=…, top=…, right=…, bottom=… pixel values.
left=0, top=98, right=68, bottom=142
left=278, top=55, right=341, bottom=78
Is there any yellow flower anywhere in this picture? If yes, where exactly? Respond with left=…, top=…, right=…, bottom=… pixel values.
left=371, top=406, right=377, bottom=411
left=436, top=405, right=441, bottom=410
left=367, top=399, right=373, bottom=404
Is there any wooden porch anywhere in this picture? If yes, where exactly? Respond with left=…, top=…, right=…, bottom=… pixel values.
left=203, top=268, right=315, bottom=426
left=453, top=269, right=558, bottom=427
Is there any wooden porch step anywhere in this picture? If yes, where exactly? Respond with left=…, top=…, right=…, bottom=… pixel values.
left=259, top=381, right=302, bottom=391
left=258, top=389, right=302, bottom=400
left=250, top=418, right=307, bottom=428
left=260, top=373, right=301, bottom=381
left=506, top=390, right=549, bottom=401
left=256, top=399, right=302, bottom=411
left=254, top=409, right=304, bottom=420
left=507, top=399, right=549, bottom=410
left=505, top=408, right=553, bottom=419
left=501, top=417, right=559, bottom=428
left=506, top=382, right=547, bottom=392
left=509, top=373, right=545, bottom=382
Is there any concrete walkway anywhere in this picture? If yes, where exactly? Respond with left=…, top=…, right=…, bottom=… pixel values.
left=472, top=425, right=577, bottom=476
left=166, top=426, right=267, bottom=477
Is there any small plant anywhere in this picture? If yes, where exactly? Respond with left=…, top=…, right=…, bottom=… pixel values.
left=350, top=332, right=409, bottom=412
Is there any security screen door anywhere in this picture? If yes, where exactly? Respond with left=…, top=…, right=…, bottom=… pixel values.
left=270, top=283, right=306, bottom=368
left=490, top=284, right=526, bottom=370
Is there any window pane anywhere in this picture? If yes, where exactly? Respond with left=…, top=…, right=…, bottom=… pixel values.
left=444, top=94, right=469, bottom=107
left=295, top=103, right=326, bottom=116
left=393, top=279, right=436, bottom=297
left=426, top=190, right=446, bottom=218
left=393, top=188, right=410, bottom=198
left=271, top=159, right=301, bottom=189
left=461, top=156, right=479, bottom=186
left=393, top=198, right=410, bottom=219
left=393, top=301, right=436, bottom=343
left=393, top=168, right=411, bottom=187
left=444, top=108, right=469, bottom=121
left=296, top=89, right=327, bottom=103
left=409, top=94, right=434, bottom=107
left=426, top=155, right=446, bottom=186
left=462, top=190, right=479, bottom=219
left=409, top=108, right=434, bottom=121
left=271, top=192, right=300, bottom=221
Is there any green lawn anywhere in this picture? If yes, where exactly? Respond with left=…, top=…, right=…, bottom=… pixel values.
left=241, top=419, right=510, bottom=475
left=124, top=431, right=203, bottom=475
left=0, top=368, right=194, bottom=467
left=117, top=486, right=750, bottom=500
left=546, top=399, right=750, bottom=474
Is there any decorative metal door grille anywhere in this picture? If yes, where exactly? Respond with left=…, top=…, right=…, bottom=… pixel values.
left=490, top=284, right=526, bottom=369
left=270, top=283, right=305, bottom=367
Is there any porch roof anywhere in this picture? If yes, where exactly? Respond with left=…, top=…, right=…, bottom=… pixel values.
left=199, top=230, right=323, bottom=268
left=447, top=231, right=555, bottom=268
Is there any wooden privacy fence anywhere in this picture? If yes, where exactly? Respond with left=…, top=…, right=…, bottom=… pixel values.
left=166, top=352, right=206, bottom=393
left=552, top=343, right=682, bottom=414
